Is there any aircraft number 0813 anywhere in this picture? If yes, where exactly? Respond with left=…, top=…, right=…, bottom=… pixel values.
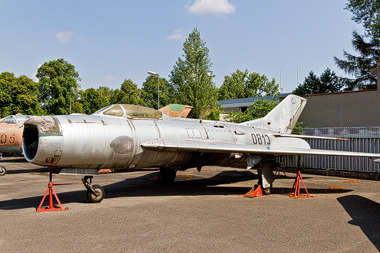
left=251, top=134, right=270, bottom=145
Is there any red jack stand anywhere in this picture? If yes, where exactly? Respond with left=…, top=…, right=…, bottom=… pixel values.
left=36, top=169, right=68, bottom=213
left=244, top=185, right=263, bottom=198
left=290, top=171, right=310, bottom=198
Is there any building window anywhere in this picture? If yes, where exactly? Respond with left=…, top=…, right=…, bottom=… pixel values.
left=240, top=107, right=247, bottom=112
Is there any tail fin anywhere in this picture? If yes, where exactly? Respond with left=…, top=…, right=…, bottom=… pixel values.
left=239, top=95, right=307, bottom=134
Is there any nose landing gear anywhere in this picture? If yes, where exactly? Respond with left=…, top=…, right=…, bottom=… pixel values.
left=0, top=153, right=6, bottom=176
left=82, top=176, right=105, bottom=203
left=0, top=165, right=6, bottom=176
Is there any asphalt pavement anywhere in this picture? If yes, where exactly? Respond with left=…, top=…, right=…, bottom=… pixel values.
left=0, top=157, right=379, bottom=252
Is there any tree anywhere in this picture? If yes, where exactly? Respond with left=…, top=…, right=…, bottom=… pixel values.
left=218, top=69, right=279, bottom=100
left=110, top=79, right=145, bottom=105
left=218, top=69, right=247, bottom=100
left=0, top=72, right=43, bottom=117
left=141, top=75, right=175, bottom=109
left=226, top=99, right=278, bottom=123
left=204, top=103, right=224, bottom=121
left=334, top=31, right=380, bottom=90
left=334, top=0, right=380, bottom=90
left=293, top=68, right=344, bottom=95
left=345, top=0, right=380, bottom=37
left=36, top=58, right=81, bottom=115
left=80, top=88, right=110, bottom=114
left=169, top=28, right=218, bottom=119
left=97, top=86, right=114, bottom=105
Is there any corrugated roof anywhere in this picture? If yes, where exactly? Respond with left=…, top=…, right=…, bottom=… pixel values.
left=218, top=93, right=290, bottom=106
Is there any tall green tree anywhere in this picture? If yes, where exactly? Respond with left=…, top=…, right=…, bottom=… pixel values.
left=346, top=0, right=380, bottom=37
left=293, top=68, right=344, bottom=95
left=111, top=79, right=145, bottom=105
left=97, top=86, right=114, bottom=105
left=169, top=28, right=218, bottom=119
left=36, top=58, right=81, bottom=115
left=0, top=72, right=43, bottom=117
left=80, top=88, right=110, bottom=114
left=218, top=69, right=279, bottom=100
left=141, top=75, right=175, bottom=109
left=334, top=0, right=380, bottom=90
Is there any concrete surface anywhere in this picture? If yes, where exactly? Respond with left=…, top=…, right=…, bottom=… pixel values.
left=0, top=157, right=379, bottom=252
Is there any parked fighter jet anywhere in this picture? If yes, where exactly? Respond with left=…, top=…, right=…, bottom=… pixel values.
left=21, top=95, right=380, bottom=202
left=0, top=114, right=33, bottom=175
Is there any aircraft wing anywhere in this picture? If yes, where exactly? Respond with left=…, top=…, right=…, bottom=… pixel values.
left=141, top=139, right=380, bottom=158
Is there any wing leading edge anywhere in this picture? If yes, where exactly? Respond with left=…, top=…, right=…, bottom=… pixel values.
left=141, top=138, right=380, bottom=158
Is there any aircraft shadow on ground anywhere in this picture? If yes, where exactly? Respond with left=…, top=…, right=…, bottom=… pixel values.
left=0, top=157, right=26, bottom=163
left=0, top=170, right=352, bottom=211
left=338, top=195, right=380, bottom=250
left=104, top=170, right=258, bottom=199
left=0, top=158, right=47, bottom=175
left=0, top=170, right=256, bottom=211
left=3, top=167, right=48, bottom=175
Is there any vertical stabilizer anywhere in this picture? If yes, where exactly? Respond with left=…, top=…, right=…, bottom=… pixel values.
left=239, top=95, right=307, bottom=134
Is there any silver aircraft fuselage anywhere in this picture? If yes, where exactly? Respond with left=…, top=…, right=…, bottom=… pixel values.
left=22, top=109, right=273, bottom=171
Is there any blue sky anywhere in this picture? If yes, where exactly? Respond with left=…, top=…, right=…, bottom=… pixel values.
left=0, top=0, right=362, bottom=93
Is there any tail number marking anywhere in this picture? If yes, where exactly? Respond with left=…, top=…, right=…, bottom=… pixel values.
left=251, top=134, right=270, bottom=145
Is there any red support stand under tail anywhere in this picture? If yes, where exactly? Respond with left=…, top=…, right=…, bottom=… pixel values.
left=290, top=171, right=310, bottom=198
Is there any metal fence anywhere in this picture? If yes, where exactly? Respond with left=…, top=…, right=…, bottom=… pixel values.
left=281, top=127, right=380, bottom=173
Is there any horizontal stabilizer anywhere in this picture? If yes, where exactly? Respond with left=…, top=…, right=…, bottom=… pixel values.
left=272, top=133, right=348, bottom=141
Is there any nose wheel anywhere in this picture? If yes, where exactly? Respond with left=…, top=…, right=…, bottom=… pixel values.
left=0, top=153, right=5, bottom=176
left=82, top=176, right=105, bottom=203
left=0, top=165, right=6, bottom=176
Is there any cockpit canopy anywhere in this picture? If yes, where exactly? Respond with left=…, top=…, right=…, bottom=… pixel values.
left=92, top=104, right=163, bottom=119
left=0, top=115, right=32, bottom=125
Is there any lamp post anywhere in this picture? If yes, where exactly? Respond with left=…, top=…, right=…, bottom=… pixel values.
left=147, top=71, right=160, bottom=109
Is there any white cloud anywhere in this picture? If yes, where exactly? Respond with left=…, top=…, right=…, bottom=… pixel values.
left=103, top=75, right=116, bottom=81
left=33, top=64, right=42, bottom=82
left=55, top=31, right=73, bottom=42
left=185, top=0, right=235, bottom=16
left=167, top=29, right=185, bottom=40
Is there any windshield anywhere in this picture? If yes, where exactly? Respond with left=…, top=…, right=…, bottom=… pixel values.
left=103, top=105, right=124, bottom=117
left=93, top=104, right=162, bottom=119
left=0, top=116, right=16, bottom=124
left=122, top=105, right=162, bottom=118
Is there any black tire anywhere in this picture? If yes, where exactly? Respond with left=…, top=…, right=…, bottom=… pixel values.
left=157, top=168, right=176, bottom=184
left=0, top=165, right=6, bottom=176
left=261, top=183, right=273, bottom=195
left=262, top=187, right=271, bottom=195
left=86, top=185, right=105, bottom=203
